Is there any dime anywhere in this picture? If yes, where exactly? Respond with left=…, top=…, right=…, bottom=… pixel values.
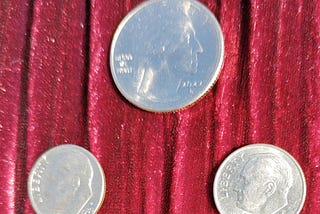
left=213, top=144, right=306, bottom=214
left=110, top=0, right=224, bottom=112
left=28, top=144, right=106, bottom=214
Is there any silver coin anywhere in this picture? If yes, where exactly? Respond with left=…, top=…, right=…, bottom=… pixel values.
left=28, top=144, right=106, bottom=214
left=110, top=0, right=224, bottom=112
left=213, top=144, right=306, bottom=214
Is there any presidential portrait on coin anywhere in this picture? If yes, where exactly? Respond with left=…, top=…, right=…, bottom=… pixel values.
left=134, top=1, right=203, bottom=101
left=111, top=0, right=224, bottom=111
left=40, top=150, right=94, bottom=214
left=233, top=153, right=293, bottom=214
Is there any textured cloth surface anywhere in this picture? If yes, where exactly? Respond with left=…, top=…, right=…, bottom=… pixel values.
left=0, top=0, right=320, bottom=213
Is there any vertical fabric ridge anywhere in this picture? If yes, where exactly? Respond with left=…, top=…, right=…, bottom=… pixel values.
left=125, top=111, right=149, bottom=213
left=120, top=108, right=129, bottom=214
left=247, top=0, right=280, bottom=144
left=301, top=0, right=320, bottom=212
left=136, top=114, right=147, bottom=214
left=273, top=0, right=304, bottom=158
left=204, top=6, right=221, bottom=210
left=15, top=0, right=34, bottom=213
left=82, top=0, right=92, bottom=151
left=169, top=111, right=191, bottom=213
left=234, top=0, right=251, bottom=148
left=213, top=0, right=247, bottom=167
left=204, top=98, right=216, bottom=211
left=120, top=107, right=140, bottom=213
left=161, top=113, right=178, bottom=213
left=0, top=0, right=32, bottom=213
left=142, top=115, right=164, bottom=213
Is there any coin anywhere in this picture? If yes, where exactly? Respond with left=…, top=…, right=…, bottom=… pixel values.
left=110, top=0, right=224, bottom=112
left=28, top=144, right=106, bottom=214
left=213, top=144, right=306, bottom=214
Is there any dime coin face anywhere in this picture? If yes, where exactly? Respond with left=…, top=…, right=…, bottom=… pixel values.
left=28, top=144, right=106, bottom=214
left=213, top=144, right=306, bottom=214
left=110, top=0, right=224, bottom=112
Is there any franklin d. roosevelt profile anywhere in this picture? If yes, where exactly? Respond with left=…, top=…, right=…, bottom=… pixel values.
left=234, top=153, right=293, bottom=214
left=40, top=150, right=94, bottom=214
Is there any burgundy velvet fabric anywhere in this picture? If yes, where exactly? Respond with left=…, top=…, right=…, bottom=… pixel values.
left=0, top=0, right=319, bottom=213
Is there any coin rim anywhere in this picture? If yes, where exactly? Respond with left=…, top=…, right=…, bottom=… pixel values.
left=213, top=143, right=307, bottom=213
left=110, top=0, right=224, bottom=112
left=27, top=144, right=106, bottom=214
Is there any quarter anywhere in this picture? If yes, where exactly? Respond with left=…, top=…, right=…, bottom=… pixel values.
left=213, top=144, right=306, bottom=214
left=110, top=0, right=224, bottom=112
left=28, top=144, right=106, bottom=214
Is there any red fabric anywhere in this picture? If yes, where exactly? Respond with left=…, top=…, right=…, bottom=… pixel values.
left=0, top=0, right=319, bottom=213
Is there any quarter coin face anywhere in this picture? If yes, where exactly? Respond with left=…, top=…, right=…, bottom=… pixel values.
left=213, top=144, right=306, bottom=214
left=28, top=144, right=106, bottom=214
left=110, top=0, right=224, bottom=112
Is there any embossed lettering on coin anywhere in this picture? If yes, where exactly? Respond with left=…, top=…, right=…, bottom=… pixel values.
left=110, top=0, right=224, bottom=112
left=213, top=144, right=306, bottom=214
left=28, top=144, right=106, bottom=214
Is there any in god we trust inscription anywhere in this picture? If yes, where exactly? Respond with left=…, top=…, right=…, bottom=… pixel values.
left=110, top=0, right=224, bottom=112
left=213, top=144, right=306, bottom=214
left=28, top=145, right=106, bottom=214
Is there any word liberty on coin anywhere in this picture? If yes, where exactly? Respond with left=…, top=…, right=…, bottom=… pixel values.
left=110, top=0, right=224, bottom=112
left=213, top=144, right=306, bottom=214
left=28, top=144, right=106, bottom=214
